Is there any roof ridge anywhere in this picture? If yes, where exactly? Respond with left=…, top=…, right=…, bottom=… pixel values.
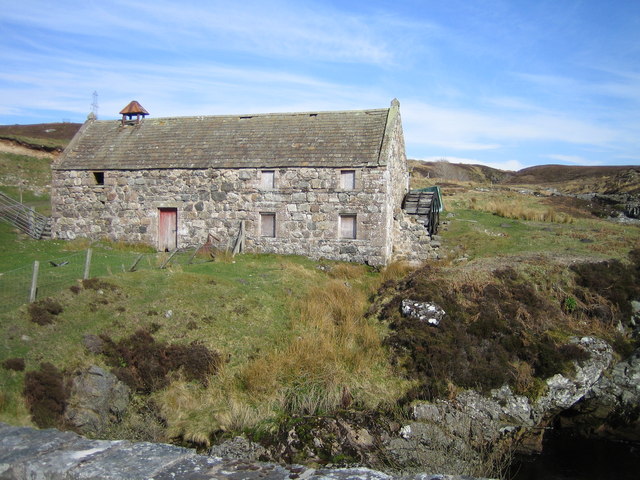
left=88, top=108, right=389, bottom=124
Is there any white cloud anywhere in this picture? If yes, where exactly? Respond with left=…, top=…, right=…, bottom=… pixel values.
left=515, top=70, right=640, bottom=105
left=2, top=0, right=396, bottom=65
left=401, top=100, right=619, bottom=153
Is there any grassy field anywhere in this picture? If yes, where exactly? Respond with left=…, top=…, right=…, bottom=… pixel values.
left=431, top=182, right=640, bottom=262
left=0, top=231, right=409, bottom=444
left=1, top=150, right=639, bottom=459
left=0, top=152, right=52, bottom=193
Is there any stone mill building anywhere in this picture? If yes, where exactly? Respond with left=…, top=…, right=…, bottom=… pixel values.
left=51, top=99, right=435, bottom=265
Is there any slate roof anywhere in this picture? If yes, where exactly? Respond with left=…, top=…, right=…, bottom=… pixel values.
left=56, top=107, right=392, bottom=170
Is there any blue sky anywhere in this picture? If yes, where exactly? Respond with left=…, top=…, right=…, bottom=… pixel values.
left=1, top=0, right=638, bottom=170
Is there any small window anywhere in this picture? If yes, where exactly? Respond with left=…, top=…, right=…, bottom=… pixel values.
left=261, top=170, right=275, bottom=189
left=339, top=214, right=357, bottom=239
left=92, top=171, right=105, bottom=185
left=340, top=170, right=355, bottom=190
left=260, top=213, right=276, bottom=237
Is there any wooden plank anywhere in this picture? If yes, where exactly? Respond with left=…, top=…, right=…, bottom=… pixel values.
left=160, top=249, right=178, bottom=269
left=129, top=254, right=144, bottom=272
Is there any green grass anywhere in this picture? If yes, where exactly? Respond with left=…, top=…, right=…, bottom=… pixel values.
left=2, top=174, right=639, bottom=460
left=0, top=151, right=52, bottom=190
left=0, top=228, right=400, bottom=439
left=440, top=190, right=640, bottom=261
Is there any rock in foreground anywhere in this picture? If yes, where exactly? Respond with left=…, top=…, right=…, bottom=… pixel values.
left=0, top=423, right=491, bottom=480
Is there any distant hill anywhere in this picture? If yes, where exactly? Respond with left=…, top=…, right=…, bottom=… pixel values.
left=504, top=164, right=640, bottom=195
left=409, top=160, right=512, bottom=184
left=410, top=159, right=640, bottom=195
left=0, top=122, right=82, bottom=151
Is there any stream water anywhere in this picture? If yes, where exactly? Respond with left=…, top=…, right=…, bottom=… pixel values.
left=510, top=429, right=640, bottom=480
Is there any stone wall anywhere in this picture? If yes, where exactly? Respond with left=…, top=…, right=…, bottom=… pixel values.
left=382, top=106, right=411, bottom=262
left=392, top=210, right=438, bottom=264
left=52, top=166, right=395, bottom=265
left=0, top=423, right=487, bottom=480
left=51, top=106, right=435, bottom=267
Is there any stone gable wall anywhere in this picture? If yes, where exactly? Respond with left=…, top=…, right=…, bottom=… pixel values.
left=52, top=166, right=394, bottom=265
left=391, top=211, right=438, bottom=263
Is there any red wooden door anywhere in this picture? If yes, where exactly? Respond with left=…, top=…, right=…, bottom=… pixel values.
left=158, top=208, right=177, bottom=251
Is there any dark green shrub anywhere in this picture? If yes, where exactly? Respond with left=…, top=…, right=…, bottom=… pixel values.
left=99, top=329, right=220, bottom=394
left=571, top=257, right=640, bottom=324
left=2, top=357, right=25, bottom=371
left=23, top=363, right=68, bottom=428
left=28, top=298, right=63, bottom=325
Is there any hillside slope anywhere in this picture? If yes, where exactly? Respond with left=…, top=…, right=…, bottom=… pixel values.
left=0, top=122, right=81, bottom=152
left=1, top=125, right=639, bottom=477
left=504, top=164, right=640, bottom=195
left=409, top=160, right=511, bottom=184
left=410, top=159, right=640, bottom=195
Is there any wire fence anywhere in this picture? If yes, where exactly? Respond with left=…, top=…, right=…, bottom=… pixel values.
left=0, top=247, right=211, bottom=313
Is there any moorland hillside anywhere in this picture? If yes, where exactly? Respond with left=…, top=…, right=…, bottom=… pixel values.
left=1, top=126, right=639, bottom=478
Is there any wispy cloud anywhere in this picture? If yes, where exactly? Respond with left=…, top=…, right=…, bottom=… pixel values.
left=515, top=70, right=640, bottom=106
left=2, top=0, right=396, bottom=65
left=0, top=1, right=638, bottom=167
left=402, top=100, right=619, bottom=152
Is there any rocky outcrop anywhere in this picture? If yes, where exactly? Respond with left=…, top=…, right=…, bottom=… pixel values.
left=0, top=423, right=490, bottom=480
left=63, top=365, right=130, bottom=435
left=559, top=346, right=640, bottom=441
left=384, top=337, right=615, bottom=471
left=400, top=300, right=445, bottom=326
left=208, top=436, right=267, bottom=462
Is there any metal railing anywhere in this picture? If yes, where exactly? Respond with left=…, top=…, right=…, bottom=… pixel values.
left=0, top=191, right=51, bottom=239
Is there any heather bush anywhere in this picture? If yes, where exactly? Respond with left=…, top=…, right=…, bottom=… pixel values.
left=28, top=298, right=63, bottom=325
left=99, top=329, right=220, bottom=394
left=2, top=358, right=25, bottom=371
left=23, top=363, right=68, bottom=428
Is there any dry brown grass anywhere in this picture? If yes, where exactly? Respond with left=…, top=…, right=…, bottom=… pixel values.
left=470, top=198, right=574, bottom=224
left=328, top=262, right=368, bottom=280
left=379, top=261, right=417, bottom=284
left=241, top=279, right=397, bottom=413
left=155, top=274, right=410, bottom=446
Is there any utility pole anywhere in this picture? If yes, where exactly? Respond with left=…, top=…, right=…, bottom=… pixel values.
left=91, top=91, right=99, bottom=119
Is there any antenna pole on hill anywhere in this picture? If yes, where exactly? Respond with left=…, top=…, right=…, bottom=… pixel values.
left=91, top=91, right=99, bottom=119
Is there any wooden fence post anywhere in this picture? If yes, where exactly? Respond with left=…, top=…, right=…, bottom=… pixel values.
left=232, top=221, right=245, bottom=256
left=160, top=249, right=178, bottom=269
left=83, top=248, right=92, bottom=280
left=129, top=254, right=144, bottom=272
left=30, top=260, right=39, bottom=303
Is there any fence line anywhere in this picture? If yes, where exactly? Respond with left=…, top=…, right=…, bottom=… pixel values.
left=0, top=247, right=211, bottom=313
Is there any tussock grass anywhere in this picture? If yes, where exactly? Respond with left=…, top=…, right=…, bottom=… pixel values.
left=327, top=262, right=368, bottom=280
left=379, top=261, right=417, bottom=284
left=469, top=198, right=574, bottom=224
left=157, top=277, right=409, bottom=446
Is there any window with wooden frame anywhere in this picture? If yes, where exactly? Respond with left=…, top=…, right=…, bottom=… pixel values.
left=261, top=170, right=275, bottom=189
left=260, top=213, right=276, bottom=237
left=339, top=214, right=357, bottom=239
left=340, top=170, right=355, bottom=190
